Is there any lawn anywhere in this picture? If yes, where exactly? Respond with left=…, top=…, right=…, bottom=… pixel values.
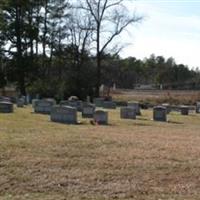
left=0, top=106, right=200, bottom=200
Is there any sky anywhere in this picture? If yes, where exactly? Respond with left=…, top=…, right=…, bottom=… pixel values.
left=120, top=0, right=200, bottom=69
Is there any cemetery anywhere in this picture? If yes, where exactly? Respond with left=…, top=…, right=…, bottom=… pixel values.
left=1, top=92, right=200, bottom=199
left=0, top=0, right=200, bottom=199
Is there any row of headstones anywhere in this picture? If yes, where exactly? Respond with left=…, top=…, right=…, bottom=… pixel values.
left=1, top=96, right=200, bottom=124
left=33, top=99, right=140, bottom=124
left=33, top=99, right=108, bottom=124
left=0, top=95, right=30, bottom=113
left=153, top=104, right=200, bottom=122
left=32, top=98, right=200, bottom=125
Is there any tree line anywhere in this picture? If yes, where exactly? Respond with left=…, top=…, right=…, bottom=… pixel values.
left=0, top=0, right=199, bottom=100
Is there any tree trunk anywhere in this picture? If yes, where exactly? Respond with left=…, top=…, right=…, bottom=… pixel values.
left=15, top=5, right=26, bottom=95
left=95, top=23, right=101, bottom=97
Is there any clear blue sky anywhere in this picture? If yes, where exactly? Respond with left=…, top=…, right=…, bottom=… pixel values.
left=120, top=0, right=200, bottom=69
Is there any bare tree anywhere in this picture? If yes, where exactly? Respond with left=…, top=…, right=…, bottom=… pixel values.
left=79, top=0, right=142, bottom=96
left=67, top=8, right=94, bottom=96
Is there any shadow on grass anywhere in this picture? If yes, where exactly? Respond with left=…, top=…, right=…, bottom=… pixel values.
left=31, top=112, right=50, bottom=115
left=137, top=117, right=151, bottom=121
left=168, top=120, right=184, bottom=125
left=134, top=122, right=152, bottom=126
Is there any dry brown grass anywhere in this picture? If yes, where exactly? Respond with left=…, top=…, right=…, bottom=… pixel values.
left=0, top=106, right=200, bottom=199
left=112, top=89, right=200, bottom=105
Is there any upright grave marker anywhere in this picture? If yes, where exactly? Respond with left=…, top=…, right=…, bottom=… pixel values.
left=93, top=98, right=104, bottom=107
left=0, top=96, right=11, bottom=103
left=162, top=103, right=171, bottom=114
left=120, top=107, right=136, bottom=119
left=34, top=99, right=56, bottom=114
left=17, top=98, right=24, bottom=108
left=0, top=102, right=14, bottom=113
left=94, top=110, right=108, bottom=125
left=51, top=106, right=77, bottom=124
left=180, top=105, right=189, bottom=115
left=196, top=102, right=200, bottom=114
left=103, top=101, right=116, bottom=109
left=60, top=100, right=83, bottom=112
left=128, top=102, right=141, bottom=115
left=153, top=106, right=167, bottom=122
left=82, top=103, right=95, bottom=118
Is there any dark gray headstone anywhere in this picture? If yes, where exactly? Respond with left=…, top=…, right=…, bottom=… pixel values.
left=0, top=96, right=11, bottom=103
left=103, top=101, right=116, bottom=109
left=196, top=102, right=200, bottom=114
left=0, top=102, right=14, bottom=113
left=51, top=106, right=77, bottom=124
left=94, top=110, right=108, bottom=125
left=17, top=98, right=24, bottom=108
left=162, top=103, right=171, bottom=114
left=82, top=103, right=95, bottom=118
left=180, top=105, right=189, bottom=115
left=120, top=107, right=136, bottom=120
left=153, top=106, right=167, bottom=122
left=32, top=99, right=39, bottom=108
left=60, top=100, right=83, bottom=112
left=34, top=99, right=56, bottom=114
left=93, top=98, right=104, bottom=107
left=128, top=102, right=141, bottom=115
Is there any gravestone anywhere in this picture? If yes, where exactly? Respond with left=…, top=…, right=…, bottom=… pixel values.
left=60, top=100, right=69, bottom=106
left=94, top=110, right=108, bottom=125
left=86, top=96, right=90, bottom=103
left=128, top=102, right=141, bottom=115
left=153, top=106, right=167, bottom=122
left=0, top=96, right=11, bottom=103
left=82, top=103, right=95, bottom=118
left=180, top=105, right=189, bottom=115
left=120, top=107, right=136, bottom=120
left=51, top=106, right=77, bottom=124
left=68, top=96, right=79, bottom=101
left=196, top=102, right=200, bottom=114
left=17, top=98, right=24, bottom=108
left=26, top=94, right=30, bottom=104
left=93, top=98, right=104, bottom=107
left=103, top=101, right=116, bottom=109
left=162, top=103, right=171, bottom=114
left=34, top=99, right=56, bottom=114
left=32, top=99, right=39, bottom=108
left=21, top=96, right=27, bottom=105
left=60, top=100, right=83, bottom=112
left=0, top=102, right=14, bottom=113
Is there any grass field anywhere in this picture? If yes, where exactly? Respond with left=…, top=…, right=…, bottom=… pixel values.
left=1, top=106, right=200, bottom=199
left=112, top=89, right=200, bottom=105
